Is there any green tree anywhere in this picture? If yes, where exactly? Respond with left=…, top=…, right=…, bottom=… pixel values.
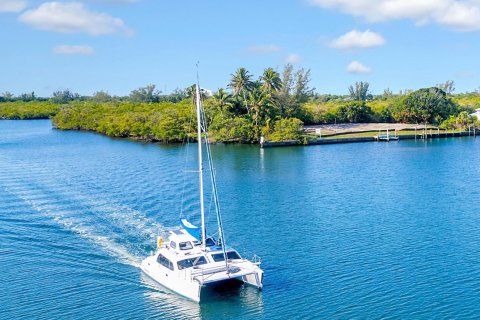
left=382, top=88, right=393, bottom=100
left=398, top=87, right=458, bottom=124
left=129, top=84, right=160, bottom=103
left=437, top=80, right=455, bottom=95
left=91, top=91, right=113, bottom=103
left=348, top=82, right=370, bottom=101
left=51, top=90, right=80, bottom=104
left=212, top=88, right=232, bottom=114
left=336, top=101, right=373, bottom=123
left=229, top=67, right=254, bottom=114
left=268, top=118, right=304, bottom=141
left=277, top=64, right=313, bottom=119
left=186, top=84, right=207, bottom=105
left=1, top=91, right=15, bottom=102
left=260, top=67, right=282, bottom=93
left=19, top=92, right=36, bottom=102
left=294, top=68, right=314, bottom=103
left=247, top=87, right=272, bottom=127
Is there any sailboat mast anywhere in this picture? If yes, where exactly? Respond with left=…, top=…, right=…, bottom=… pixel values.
left=195, top=84, right=207, bottom=251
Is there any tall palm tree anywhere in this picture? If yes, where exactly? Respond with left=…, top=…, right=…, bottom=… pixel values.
left=212, top=88, right=232, bottom=114
left=247, top=87, right=271, bottom=127
left=229, top=67, right=254, bottom=114
left=260, top=67, right=282, bottom=93
left=186, top=84, right=207, bottom=105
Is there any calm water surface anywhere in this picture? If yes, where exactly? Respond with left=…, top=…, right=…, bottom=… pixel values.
left=1, top=120, right=480, bottom=319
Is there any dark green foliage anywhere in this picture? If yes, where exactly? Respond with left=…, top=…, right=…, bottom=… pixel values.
left=209, top=113, right=256, bottom=143
left=260, top=68, right=282, bottom=93
left=211, top=88, right=232, bottom=114
left=375, top=106, right=394, bottom=123
left=229, top=67, right=254, bottom=95
left=267, top=118, right=304, bottom=142
left=336, top=101, right=374, bottom=123
left=53, top=100, right=195, bottom=142
left=393, top=87, right=458, bottom=124
left=0, top=101, right=59, bottom=119
left=440, top=111, right=477, bottom=129
left=2, top=66, right=474, bottom=143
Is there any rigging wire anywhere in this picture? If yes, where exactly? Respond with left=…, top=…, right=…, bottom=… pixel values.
left=199, top=90, right=229, bottom=270
left=179, top=81, right=196, bottom=219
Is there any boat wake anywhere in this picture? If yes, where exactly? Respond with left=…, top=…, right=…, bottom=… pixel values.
left=0, top=163, right=166, bottom=268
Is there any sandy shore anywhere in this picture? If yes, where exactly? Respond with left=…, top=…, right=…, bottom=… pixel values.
left=304, top=123, right=431, bottom=135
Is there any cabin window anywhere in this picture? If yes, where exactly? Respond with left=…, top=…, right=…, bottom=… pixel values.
left=177, top=256, right=207, bottom=270
left=157, top=254, right=174, bottom=271
left=211, top=251, right=242, bottom=262
left=170, top=241, right=177, bottom=249
left=179, top=241, right=193, bottom=250
left=205, top=238, right=216, bottom=247
left=227, top=251, right=241, bottom=260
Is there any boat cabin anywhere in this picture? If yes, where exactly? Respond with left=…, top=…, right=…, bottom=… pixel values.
left=156, top=229, right=243, bottom=272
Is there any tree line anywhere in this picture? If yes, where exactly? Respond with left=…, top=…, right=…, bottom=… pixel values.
left=1, top=68, right=480, bottom=142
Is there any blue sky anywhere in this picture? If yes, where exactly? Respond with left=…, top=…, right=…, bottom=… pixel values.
left=1, top=0, right=480, bottom=96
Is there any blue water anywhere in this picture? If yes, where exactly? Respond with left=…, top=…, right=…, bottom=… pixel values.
left=1, top=120, right=480, bottom=319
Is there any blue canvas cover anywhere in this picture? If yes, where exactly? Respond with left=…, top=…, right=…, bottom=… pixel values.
left=181, top=218, right=201, bottom=240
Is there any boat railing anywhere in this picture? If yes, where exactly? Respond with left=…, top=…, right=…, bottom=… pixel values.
left=191, top=265, right=228, bottom=278
left=250, top=254, right=261, bottom=265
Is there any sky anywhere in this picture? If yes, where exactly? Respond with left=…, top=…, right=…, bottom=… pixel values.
left=1, top=0, right=480, bottom=96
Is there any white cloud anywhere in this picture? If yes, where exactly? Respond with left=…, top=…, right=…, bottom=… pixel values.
left=329, top=30, right=385, bottom=49
left=308, top=0, right=480, bottom=31
left=19, top=2, right=132, bottom=36
left=347, top=61, right=372, bottom=74
left=245, top=44, right=281, bottom=54
left=0, top=0, right=26, bottom=12
left=53, top=45, right=95, bottom=55
left=286, top=54, right=302, bottom=63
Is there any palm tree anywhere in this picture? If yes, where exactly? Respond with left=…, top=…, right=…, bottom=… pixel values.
left=186, top=84, right=207, bottom=105
left=247, top=87, right=272, bottom=127
left=212, top=88, right=232, bottom=114
left=260, top=67, right=282, bottom=93
left=229, top=67, right=254, bottom=114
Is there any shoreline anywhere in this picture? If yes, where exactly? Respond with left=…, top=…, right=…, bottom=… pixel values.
left=262, top=130, right=477, bottom=148
left=2, top=118, right=478, bottom=148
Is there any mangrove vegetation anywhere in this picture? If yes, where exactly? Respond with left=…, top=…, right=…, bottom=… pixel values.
left=1, top=65, right=479, bottom=143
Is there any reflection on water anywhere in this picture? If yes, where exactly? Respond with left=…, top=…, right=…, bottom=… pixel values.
left=140, top=273, right=202, bottom=319
left=140, top=272, right=264, bottom=319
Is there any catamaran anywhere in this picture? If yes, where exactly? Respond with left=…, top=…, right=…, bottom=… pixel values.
left=140, top=82, right=263, bottom=302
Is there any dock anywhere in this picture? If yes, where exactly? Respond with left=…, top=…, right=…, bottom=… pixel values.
left=374, top=129, right=399, bottom=141
left=261, top=129, right=477, bottom=148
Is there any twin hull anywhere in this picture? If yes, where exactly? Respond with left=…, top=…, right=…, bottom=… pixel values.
left=141, top=254, right=263, bottom=302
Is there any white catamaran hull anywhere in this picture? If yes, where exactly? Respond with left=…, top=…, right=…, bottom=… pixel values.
left=141, top=255, right=202, bottom=302
left=141, top=254, right=263, bottom=302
